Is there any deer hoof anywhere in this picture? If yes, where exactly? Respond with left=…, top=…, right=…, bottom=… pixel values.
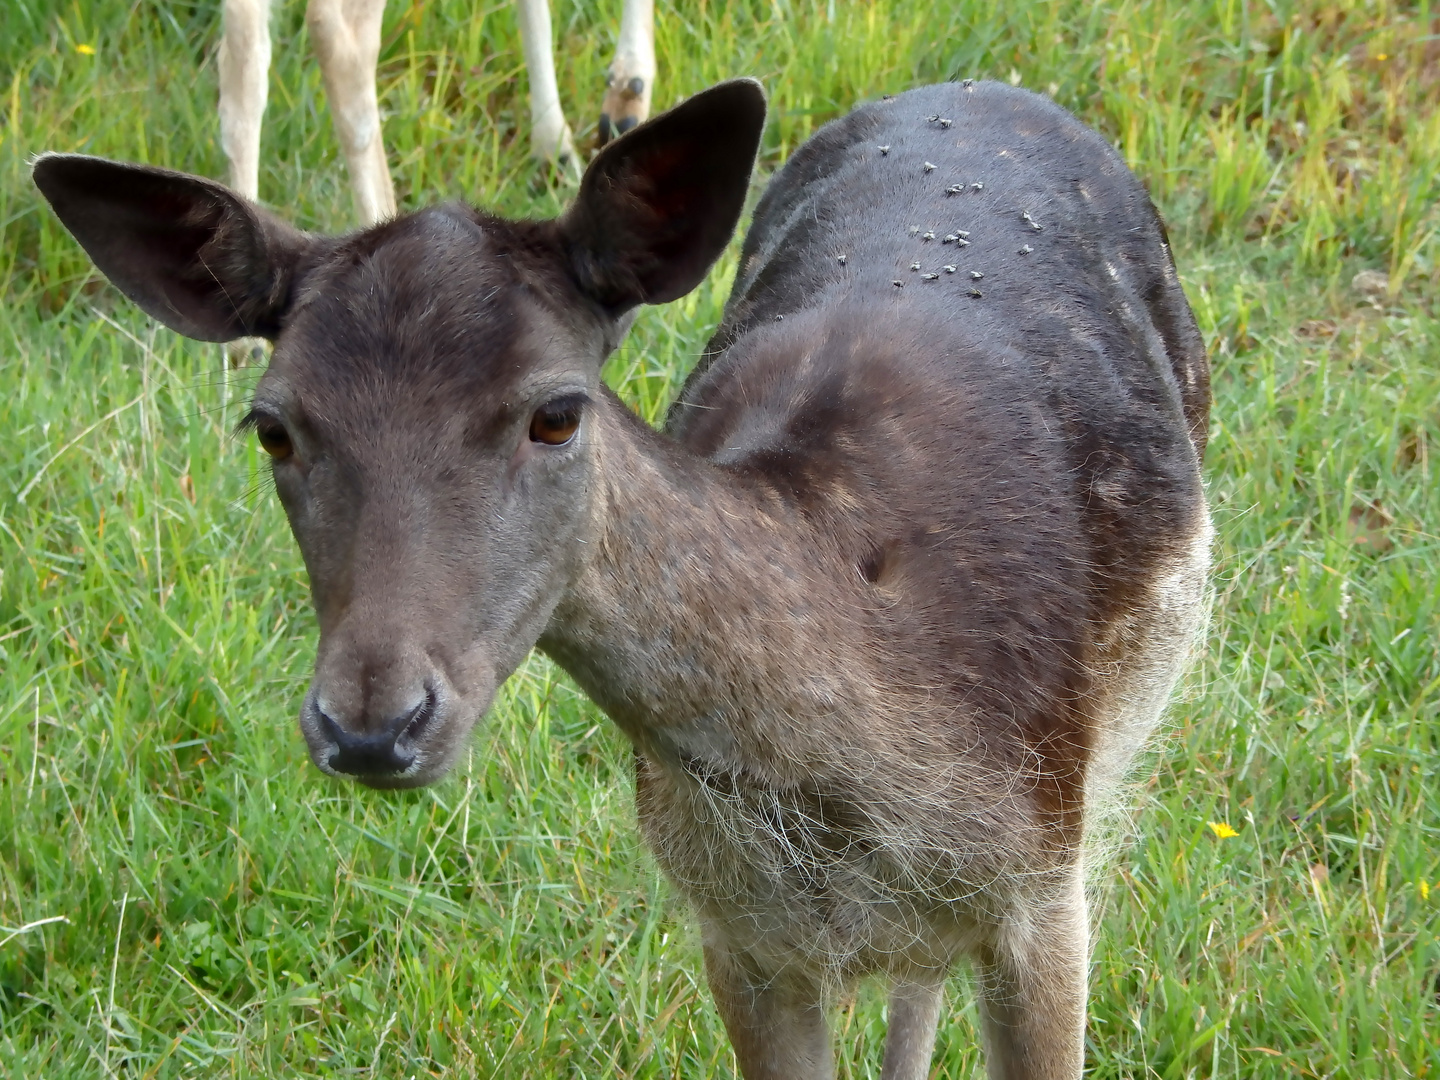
left=598, top=74, right=650, bottom=146
left=226, top=336, right=269, bottom=369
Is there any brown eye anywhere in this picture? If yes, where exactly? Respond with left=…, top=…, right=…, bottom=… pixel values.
left=255, top=418, right=293, bottom=460
left=529, top=400, right=582, bottom=446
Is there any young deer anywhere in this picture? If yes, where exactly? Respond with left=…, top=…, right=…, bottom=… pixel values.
left=35, top=78, right=1211, bottom=1080
left=221, top=0, right=655, bottom=224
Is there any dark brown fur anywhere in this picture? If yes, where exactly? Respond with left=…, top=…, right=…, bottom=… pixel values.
left=34, top=79, right=1211, bottom=1080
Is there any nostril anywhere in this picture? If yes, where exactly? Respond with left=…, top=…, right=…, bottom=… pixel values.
left=401, top=688, right=436, bottom=744
left=315, top=706, right=344, bottom=752
left=317, top=689, right=435, bottom=777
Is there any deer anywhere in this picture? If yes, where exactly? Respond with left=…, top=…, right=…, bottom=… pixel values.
left=219, top=0, right=655, bottom=224
left=35, top=76, right=1212, bottom=1079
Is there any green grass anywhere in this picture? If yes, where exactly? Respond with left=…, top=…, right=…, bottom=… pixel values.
left=2, top=0, right=1438, bottom=1076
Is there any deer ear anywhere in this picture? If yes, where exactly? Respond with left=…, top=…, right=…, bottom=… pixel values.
left=560, top=78, right=766, bottom=314
left=32, top=154, right=313, bottom=342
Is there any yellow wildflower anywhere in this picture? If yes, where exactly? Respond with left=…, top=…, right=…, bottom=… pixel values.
left=1422, top=879, right=1431, bottom=901
left=75, top=43, right=96, bottom=55
left=1207, top=821, right=1239, bottom=839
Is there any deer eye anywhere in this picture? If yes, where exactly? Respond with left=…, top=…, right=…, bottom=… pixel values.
left=529, top=398, right=584, bottom=446
left=254, top=417, right=293, bottom=460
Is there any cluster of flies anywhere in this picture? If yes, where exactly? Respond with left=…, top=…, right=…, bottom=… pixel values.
left=837, top=102, right=1052, bottom=301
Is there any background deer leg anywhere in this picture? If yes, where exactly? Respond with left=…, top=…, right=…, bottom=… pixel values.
left=597, top=0, right=653, bottom=145
left=218, top=0, right=271, bottom=200
left=880, top=977, right=945, bottom=1080
left=514, top=0, right=578, bottom=175
left=702, top=936, right=834, bottom=1080
left=306, top=0, right=395, bottom=224
left=217, top=0, right=273, bottom=366
left=975, top=868, right=1089, bottom=1080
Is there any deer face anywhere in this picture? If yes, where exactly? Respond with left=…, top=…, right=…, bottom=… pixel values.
left=34, top=79, right=766, bottom=787
left=249, top=211, right=612, bottom=784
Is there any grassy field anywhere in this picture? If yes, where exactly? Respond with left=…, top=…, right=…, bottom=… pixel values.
left=2, top=0, right=1438, bottom=1076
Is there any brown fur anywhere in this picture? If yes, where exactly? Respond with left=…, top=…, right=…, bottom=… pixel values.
left=34, top=79, right=1211, bottom=1079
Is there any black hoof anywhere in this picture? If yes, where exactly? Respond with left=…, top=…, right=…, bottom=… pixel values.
left=615, top=116, right=638, bottom=136
left=598, top=113, right=613, bottom=145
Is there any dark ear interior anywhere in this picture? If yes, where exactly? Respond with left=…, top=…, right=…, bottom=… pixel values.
left=560, top=78, right=767, bottom=313
left=32, top=154, right=311, bottom=342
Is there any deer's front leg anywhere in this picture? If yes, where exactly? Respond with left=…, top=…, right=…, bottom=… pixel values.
left=306, top=0, right=395, bottom=224
left=218, top=0, right=274, bottom=367
left=975, top=868, right=1088, bottom=1080
left=702, top=934, right=833, bottom=1080
left=218, top=0, right=271, bottom=201
left=513, top=0, right=578, bottom=174
left=880, top=977, right=945, bottom=1080
left=598, top=0, right=654, bottom=145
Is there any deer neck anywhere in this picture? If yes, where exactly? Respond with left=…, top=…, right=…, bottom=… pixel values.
left=538, top=392, right=866, bottom=777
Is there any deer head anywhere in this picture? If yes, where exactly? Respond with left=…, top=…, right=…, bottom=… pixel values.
left=35, top=79, right=766, bottom=787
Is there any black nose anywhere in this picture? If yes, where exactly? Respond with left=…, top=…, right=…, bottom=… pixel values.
left=317, top=691, right=435, bottom=776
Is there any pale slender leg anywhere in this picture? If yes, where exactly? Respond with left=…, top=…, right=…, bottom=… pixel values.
left=217, top=0, right=274, bottom=366
left=306, top=0, right=396, bottom=224
left=218, top=0, right=271, bottom=200
left=702, top=937, right=834, bottom=1080
left=598, top=0, right=654, bottom=144
left=880, top=978, right=945, bottom=1080
left=975, top=869, right=1089, bottom=1080
left=513, top=0, right=578, bottom=171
